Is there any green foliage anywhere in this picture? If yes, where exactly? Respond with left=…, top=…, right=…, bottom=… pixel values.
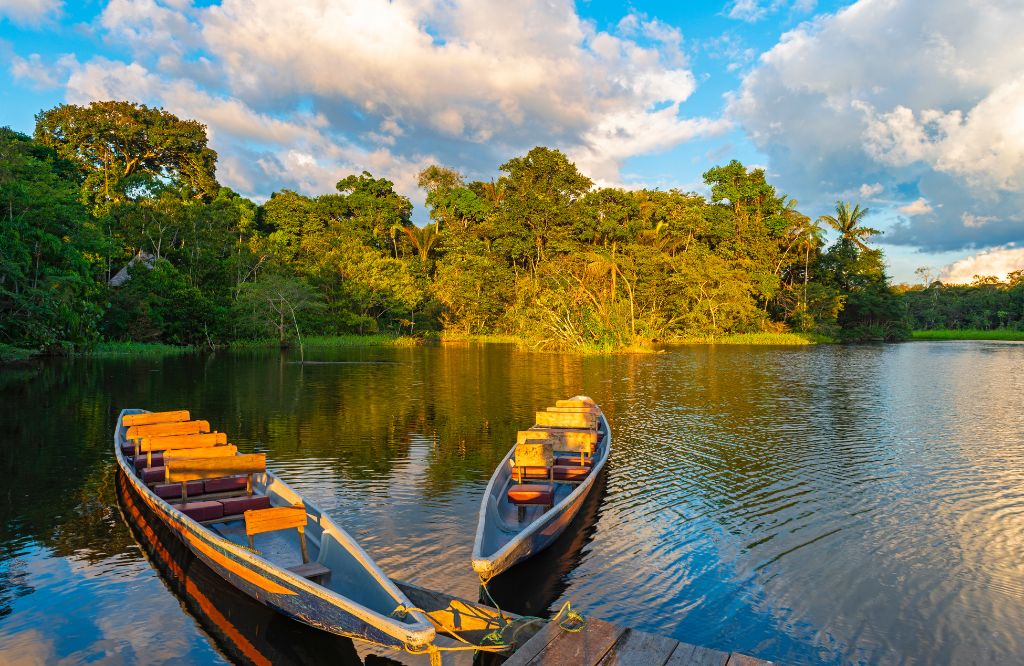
left=911, top=329, right=1024, bottom=341
left=8, top=102, right=919, bottom=354
left=0, top=127, right=102, bottom=350
left=34, top=101, right=219, bottom=210
left=903, top=272, right=1024, bottom=332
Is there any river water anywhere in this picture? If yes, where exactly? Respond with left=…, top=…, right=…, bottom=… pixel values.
left=1, top=341, right=1022, bottom=665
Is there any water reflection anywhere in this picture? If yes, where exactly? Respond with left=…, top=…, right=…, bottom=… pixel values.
left=0, top=342, right=1023, bottom=664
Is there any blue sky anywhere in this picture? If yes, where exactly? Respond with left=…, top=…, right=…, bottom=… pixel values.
left=3, top=0, right=1023, bottom=283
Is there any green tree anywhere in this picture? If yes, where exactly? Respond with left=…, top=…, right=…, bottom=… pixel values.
left=0, top=128, right=102, bottom=349
left=34, top=101, right=219, bottom=210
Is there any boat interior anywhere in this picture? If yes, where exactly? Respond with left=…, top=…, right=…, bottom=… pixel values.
left=477, top=398, right=607, bottom=555
left=119, top=410, right=411, bottom=622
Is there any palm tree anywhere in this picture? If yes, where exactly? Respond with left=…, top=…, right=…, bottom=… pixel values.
left=818, top=200, right=880, bottom=251
left=399, top=223, right=441, bottom=263
left=798, top=217, right=825, bottom=309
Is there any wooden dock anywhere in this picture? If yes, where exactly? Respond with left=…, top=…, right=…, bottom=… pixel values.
left=394, top=580, right=771, bottom=666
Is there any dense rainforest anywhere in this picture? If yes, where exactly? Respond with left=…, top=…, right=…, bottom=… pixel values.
left=2, top=101, right=1011, bottom=357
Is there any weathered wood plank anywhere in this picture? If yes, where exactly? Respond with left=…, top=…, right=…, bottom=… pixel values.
left=244, top=506, right=307, bottom=535
left=597, top=627, right=679, bottom=666
left=535, top=411, right=596, bottom=429
left=726, top=653, right=772, bottom=665
left=164, top=445, right=237, bottom=461
left=166, top=453, right=265, bottom=482
left=665, top=643, right=730, bottom=666
left=122, top=410, right=189, bottom=426
left=522, top=616, right=625, bottom=665
left=502, top=621, right=564, bottom=666
left=126, top=420, right=210, bottom=440
left=139, top=432, right=227, bottom=452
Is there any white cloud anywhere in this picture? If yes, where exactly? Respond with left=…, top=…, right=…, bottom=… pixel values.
left=940, top=245, right=1024, bottom=284
left=859, top=182, right=883, bottom=198
left=730, top=0, right=1024, bottom=251
left=0, top=0, right=62, bottom=27
left=27, top=0, right=721, bottom=210
left=898, top=198, right=932, bottom=216
left=9, top=52, right=76, bottom=88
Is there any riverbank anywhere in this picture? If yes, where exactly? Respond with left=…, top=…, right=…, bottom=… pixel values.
left=440, top=330, right=832, bottom=354
left=912, top=329, right=1024, bottom=341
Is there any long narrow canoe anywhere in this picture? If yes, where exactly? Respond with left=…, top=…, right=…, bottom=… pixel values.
left=114, top=408, right=435, bottom=650
left=472, top=396, right=611, bottom=579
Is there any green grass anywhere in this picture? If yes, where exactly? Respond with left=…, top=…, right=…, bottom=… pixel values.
left=83, top=341, right=198, bottom=356
left=912, top=329, right=1024, bottom=341
left=229, top=334, right=422, bottom=349
left=439, top=332, right=522, bottom=344
left=0, top=344, right=36, bottom=362
left=672, top=332, right=833, bottom=345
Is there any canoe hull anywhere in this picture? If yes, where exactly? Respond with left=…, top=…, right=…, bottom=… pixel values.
left=115, top=409, right=432, bottom=649
left=472, top=407, right=611, bottom=579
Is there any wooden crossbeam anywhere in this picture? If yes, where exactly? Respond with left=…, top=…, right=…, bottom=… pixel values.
left=535, top=411, right=596, bottom=430
left=244, top=505, right=311, bottom=563
left=127, top=420, right=210, bottom=441
left=163, top=445, right=238, bottom=462
left=122, top=410, right=190, bottom=427
left=166, top=454, right=265, bottom=483
left=138, top=432, right=228, bottom=453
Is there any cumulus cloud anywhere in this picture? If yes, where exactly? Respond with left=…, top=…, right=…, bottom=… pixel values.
left=940, top=245, right=1024, bottom=284
left=26, top=0, right=721, bottom=207
left=859, top=182, right=882, bottom=198
left=0, top=0, right=62, bottom=27
left=730, top=0, right=1024, bottom=252
left=898, top=198, right=932, bottom=216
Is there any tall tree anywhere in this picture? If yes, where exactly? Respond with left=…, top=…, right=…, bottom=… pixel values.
left=34, top=101, right=219, bottom=210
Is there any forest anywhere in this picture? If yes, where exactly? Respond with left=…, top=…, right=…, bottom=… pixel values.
left=3, top=100, right=1012, bottom=357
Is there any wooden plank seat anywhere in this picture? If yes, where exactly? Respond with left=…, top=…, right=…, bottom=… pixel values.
left=122, top=431, right=228, bottom=456
left=166, top=453, right=266, bottom=501
left=534, top=411, right=596, bottom=430
left=555, top=398, right=595, bottom=408
left=508, top=441, right=555, bottom=520
left=122, top=410, right=190, bottom=427
left=244, top=505, right=326, bottom=579
left=518, top=430, right=595, bottom=468
left=507, top=485, right=554, bottom=504
left=126, top=419, right=211, bottom=442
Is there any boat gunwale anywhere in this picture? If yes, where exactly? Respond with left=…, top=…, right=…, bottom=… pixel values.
left=471, top=407, right=611, bottom=575
left=114, top=408, right=435, bottom=647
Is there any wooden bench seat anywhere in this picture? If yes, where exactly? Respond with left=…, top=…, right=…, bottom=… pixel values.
left=287, top=562, right=330, bottom=580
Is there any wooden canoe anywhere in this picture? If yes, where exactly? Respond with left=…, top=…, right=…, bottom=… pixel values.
left=471, top=396, right=611, bottom=579
left=114, top=408, right=435, bottom=650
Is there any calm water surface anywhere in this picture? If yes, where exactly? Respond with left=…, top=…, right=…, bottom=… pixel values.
left=1, top=342, right=1023, bottom=665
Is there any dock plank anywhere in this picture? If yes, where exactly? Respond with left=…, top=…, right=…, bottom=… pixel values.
left=597, top=627, right=679, bottom=665
left=521, top=616, right=625, bottom=665
left=665, top=643, right=729, bottom=666
left=503, top=621, right=564, bottom=666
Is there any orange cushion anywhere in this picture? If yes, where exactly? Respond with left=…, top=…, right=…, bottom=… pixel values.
left=508, top=484, right=553, bottom=505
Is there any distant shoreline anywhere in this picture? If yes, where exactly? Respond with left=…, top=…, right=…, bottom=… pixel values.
left=911, top=329, right=1024, bottom=341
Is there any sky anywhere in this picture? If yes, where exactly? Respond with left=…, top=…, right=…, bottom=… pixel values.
left=2, top=0, right=1023, bottom=284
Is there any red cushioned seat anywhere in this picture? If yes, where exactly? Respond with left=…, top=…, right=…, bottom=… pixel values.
left=554, top=455, right=592, bottom=468
left=553, top=465, right=590, bottom=481
left=133, top=453, right=164, bottom=470
left=517, top=466, right=590, bottom=481
left=172, top=501, right=224, bottom=522
left=204, top=475, right=247, bottom=494
left=141, top=466, right=166, bottom=483
left=153, top=480, right=204, bottom=500
left=220, top=495, right=271, bottom=515
left=507, top=484, right=553, bottom=505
